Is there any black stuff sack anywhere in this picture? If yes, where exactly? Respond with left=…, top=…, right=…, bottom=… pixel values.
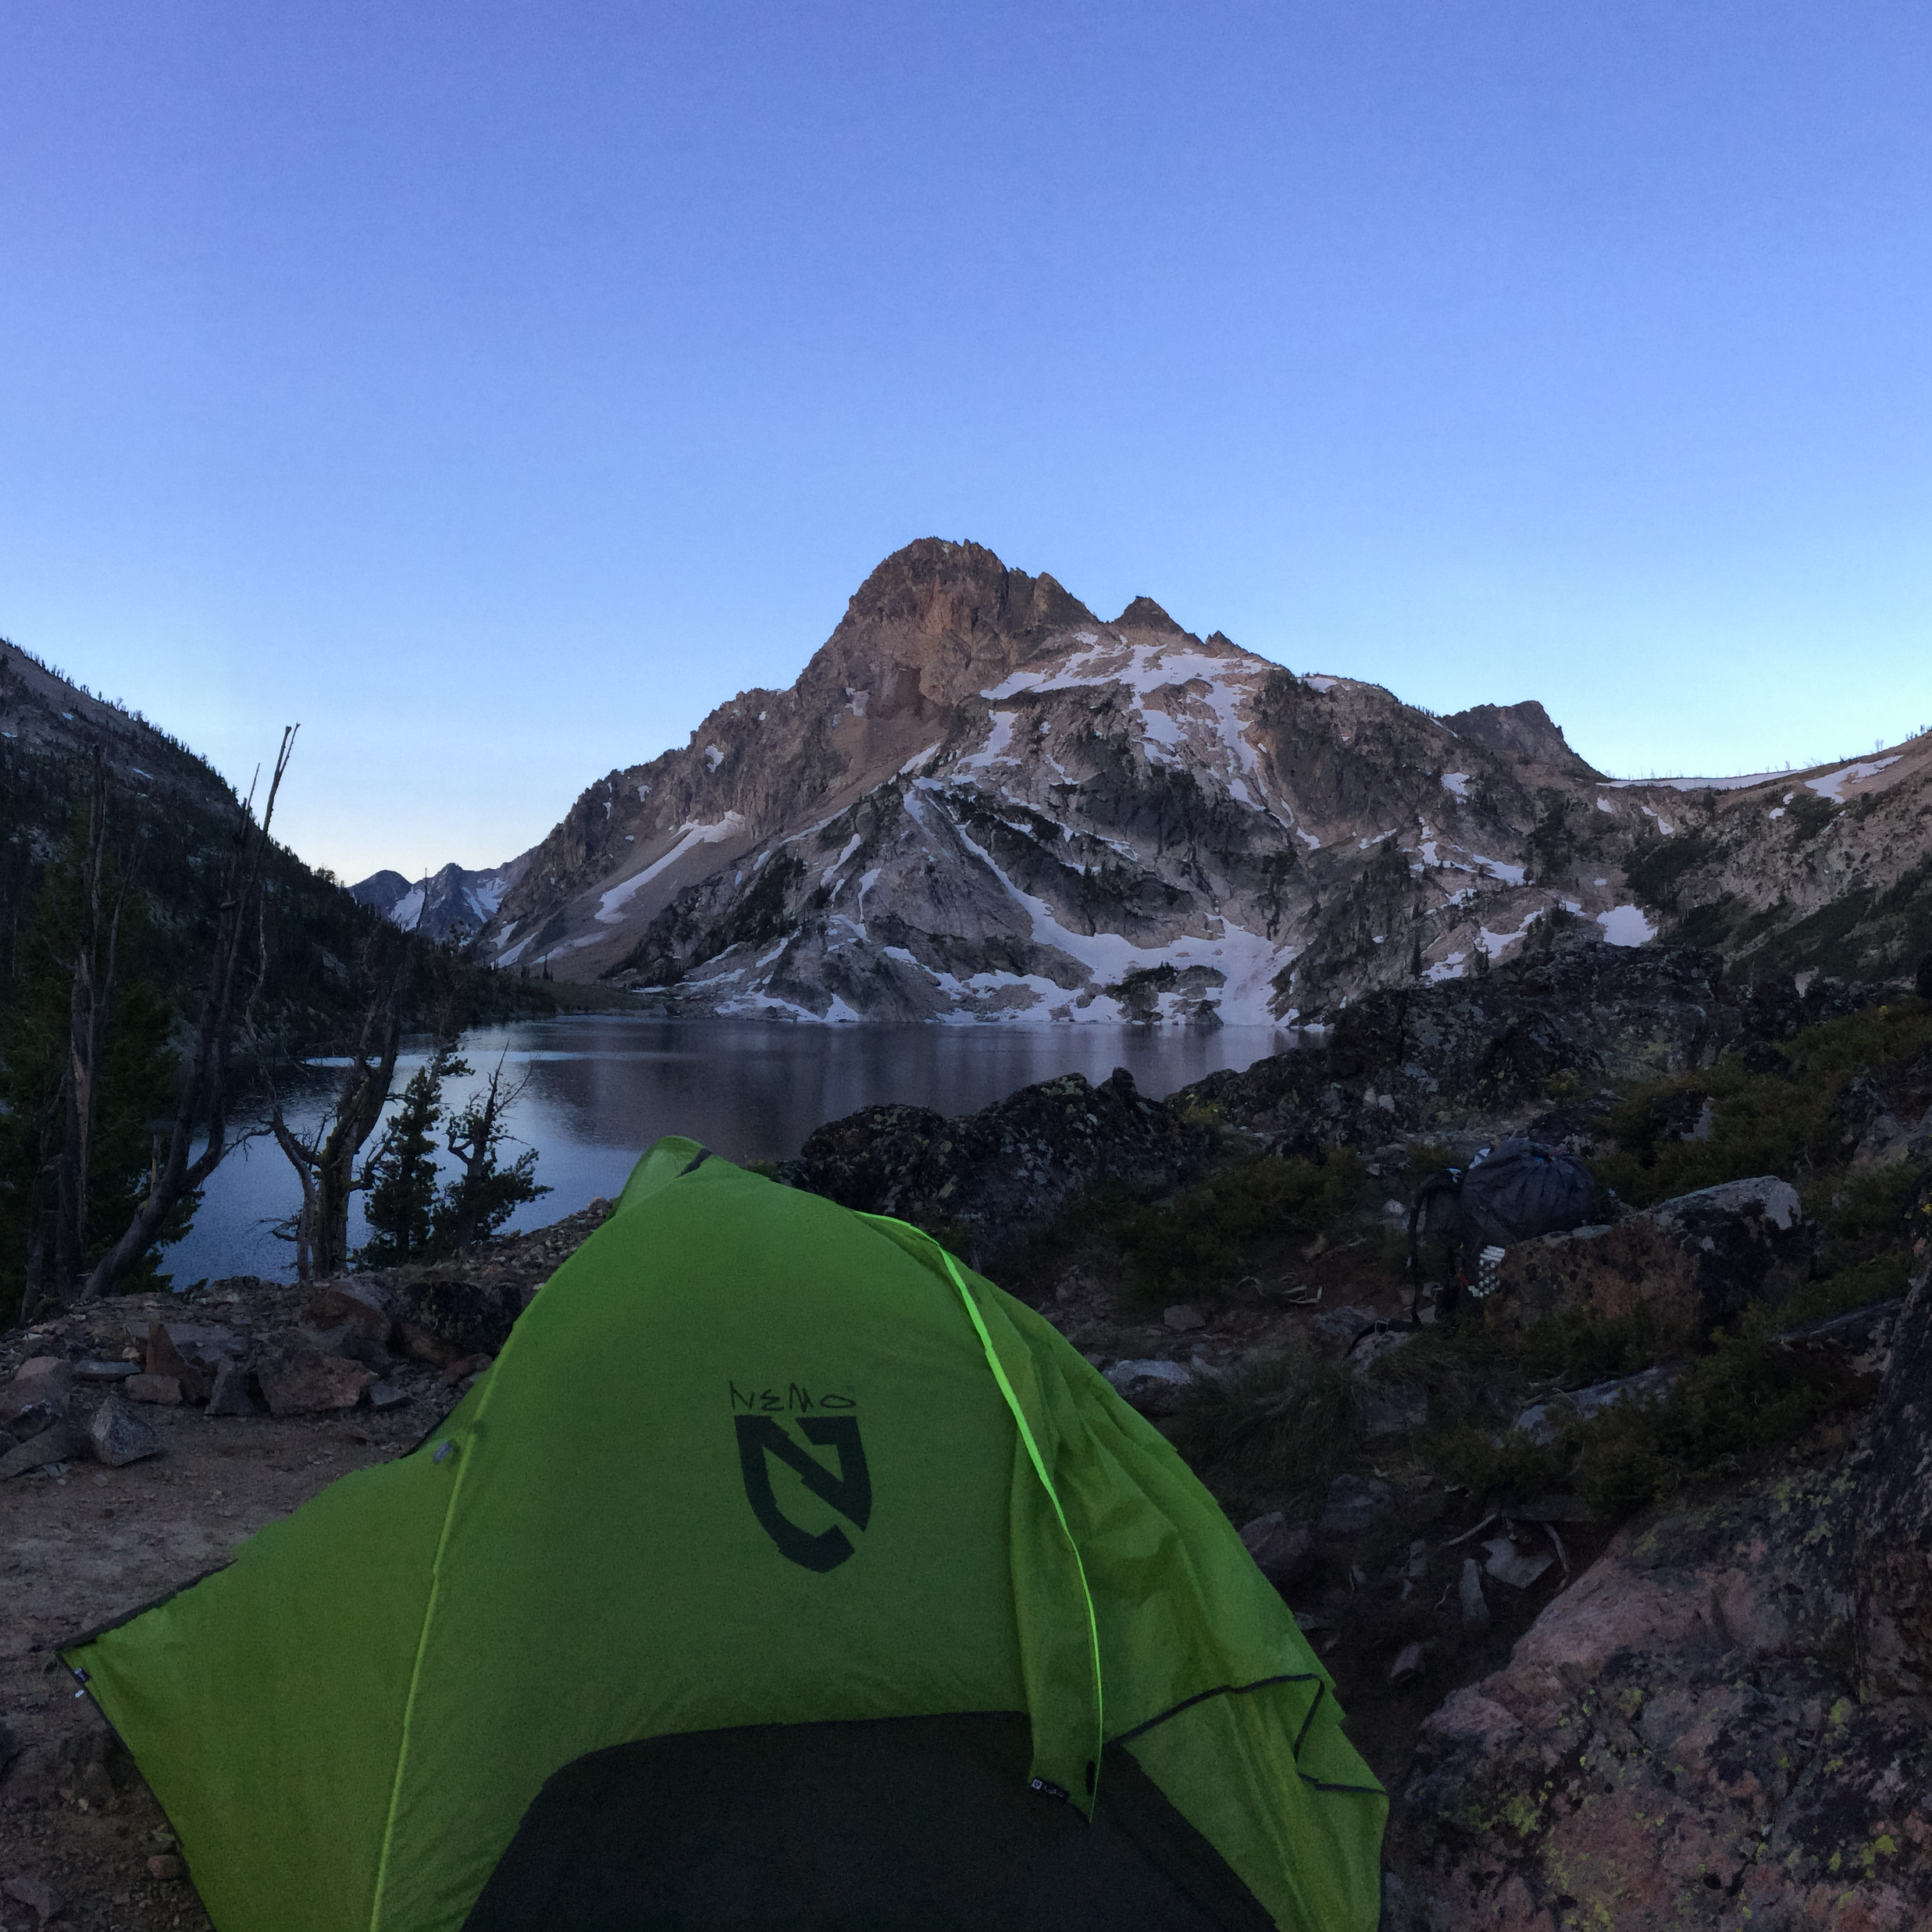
left=1457, top=1139, right=1599, bottom=1250
left=1407, top=1139, right=1600, bottom=1321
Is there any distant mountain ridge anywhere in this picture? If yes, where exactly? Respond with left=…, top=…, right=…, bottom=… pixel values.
left=351, top=858, right=528, bottom=942
left=2, top=640, right=236, bottom=818
left=380, top=539, right=1930, bottom=1020
left=0, top=641, right=396, bottom=1041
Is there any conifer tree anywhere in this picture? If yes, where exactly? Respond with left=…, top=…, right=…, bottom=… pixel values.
left=433, top=1056, right=549, bottom=1254
left=357, top=1045, right=465, bottom=1267
left=351, top=1047, right=548, bottom=1268
left=0, top=786, right=183, bottom=1321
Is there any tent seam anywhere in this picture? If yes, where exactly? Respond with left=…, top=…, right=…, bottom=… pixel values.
left=943, top=1247, right=1108, bottom=1796
left=365, top=1341, right=519, bottom=1930
left=1108, top=1670, right=1314, bottom=1746
left=859, top=1214, right=1106, bottom=1801
left=1112, top=1674, right=1385, bottom=1798
left=366, top=1448, right=465, bottom=1931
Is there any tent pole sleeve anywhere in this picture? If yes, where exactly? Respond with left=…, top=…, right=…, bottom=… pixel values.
left=367, top=1435, right=471, bottom=1932
left=367, top=1328, right=522, bottom=1928
left=861, top=1214, right=1105, bottom=1799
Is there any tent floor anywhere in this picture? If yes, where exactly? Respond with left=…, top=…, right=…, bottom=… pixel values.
left=462, top=1710, right=1277, bottom=1931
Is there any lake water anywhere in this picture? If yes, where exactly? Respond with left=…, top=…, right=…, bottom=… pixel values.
left=159, top=1017, right=1294, bottom=1285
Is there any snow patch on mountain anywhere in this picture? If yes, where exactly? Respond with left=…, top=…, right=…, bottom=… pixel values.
left=1600, top=772, right=1783, bottom=793
left=1599, top=904, right=1657, bottom=946
left=1807, top=756, right=1902, bottom=804
left=594, top=815, right=747, bottom=925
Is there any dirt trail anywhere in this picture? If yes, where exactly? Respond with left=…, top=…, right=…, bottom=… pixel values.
left=3, top=1401, right=434, bottom=1930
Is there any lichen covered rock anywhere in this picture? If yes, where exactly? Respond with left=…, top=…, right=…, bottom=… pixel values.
left=1855, top=1257, right=1932, bottom=1697
left=1399, top=1447, right=1932, bottom=1929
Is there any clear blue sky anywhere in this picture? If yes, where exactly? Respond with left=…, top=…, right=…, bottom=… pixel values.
left=4, top=2, right=1930, bottom=881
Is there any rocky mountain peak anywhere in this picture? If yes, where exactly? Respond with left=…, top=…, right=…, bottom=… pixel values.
left=806, top=538, right=1099, bottom=718
left=475, top=540, right=1932, bottom=1015
left=1442, top=700, right=1597, bottom=774
left=1112, top=595, right=1188, bottom=634
left=839, top=537, right=1093, bottom=643
left=350, top=870, right=411, bottom=916
left=352, top=857, right=525, bottom=941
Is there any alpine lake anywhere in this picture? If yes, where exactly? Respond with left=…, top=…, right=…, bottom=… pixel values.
left=161, top=1016, right=1293, bottom=1286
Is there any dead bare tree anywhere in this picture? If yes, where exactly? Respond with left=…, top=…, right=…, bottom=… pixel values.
left=77, top=727, right=297, bottom=1302
left=262, top=928, right=408, bottom=1281
left=266, top=1100, right=323, bottom=1285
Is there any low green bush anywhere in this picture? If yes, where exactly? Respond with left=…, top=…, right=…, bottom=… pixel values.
left=1410, top=1296, right=1870, bottom=1522
left=1114, top=1150, right=1371, bottom=1306
left=1592, top=1002, right=1932, bottom=1210
left=1567, top=1317, right=1862, bottom=1518
left=1813, top=1159, right=1923, bottom=1274
left=986, top=1176, right=1143, bottom=1295
left=1510, top=1306, right=1668, bottom=1388
left=1429, top=1420, right=1572, bottom=1510
left=1165, top=1342, right=1354, bottom=1519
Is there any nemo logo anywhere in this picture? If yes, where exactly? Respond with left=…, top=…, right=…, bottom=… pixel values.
left=733, top=1415, right=872, bottom=1573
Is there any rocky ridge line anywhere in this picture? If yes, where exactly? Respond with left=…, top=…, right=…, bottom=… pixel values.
left=456, top=539, right=1932, bottom=1021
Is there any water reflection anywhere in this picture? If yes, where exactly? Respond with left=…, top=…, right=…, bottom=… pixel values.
left=163, top=1016, right=1292, bottom=1285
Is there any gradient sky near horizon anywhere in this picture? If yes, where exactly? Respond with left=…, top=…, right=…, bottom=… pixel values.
left=4, top=2, right=1930, bottom=882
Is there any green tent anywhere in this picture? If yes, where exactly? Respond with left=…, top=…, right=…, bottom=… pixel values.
left=63, top=1138, right=1385, bottom=1931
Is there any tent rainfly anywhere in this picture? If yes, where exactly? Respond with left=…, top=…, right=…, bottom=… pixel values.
left=62, top=1137, right=1386, bottom=1931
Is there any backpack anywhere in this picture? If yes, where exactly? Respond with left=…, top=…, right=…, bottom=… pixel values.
left=1407, top=1138, right=1600, bottom=1321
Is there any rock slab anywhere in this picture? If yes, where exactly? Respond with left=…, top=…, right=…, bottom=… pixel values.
left=1103, top=1357, right=1192, bottom=1417
left=1403, top=1455, right=1932, bottom=1928
left=89, top=1394, right=164, bottom=1467
left=1488, top=1175, right=1805, bottom=1334
left=145, top=1322, right=212, bottom=1403
left=1, top=1356, right=72, bottom=1437
left=2, top=1876, right=63, bottom=1926
left=254, top=1339, right=376, bottom=1417
left=777, top=1068, right=1213, bottom=1260
left=0, top=1422, right=84, bottom=1481
left=397, top=1278, right=523, bottom=1361
left=1239, top=1510, right=1314, bottom=1588
left=205, top=1360, right=257, bottom=1417
left=307, top=1280, right=395, bottom=1345
left=1855, top=1261, right=1932, bottom=1696
left=1319, top=1474, right=1392, bottom=1537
